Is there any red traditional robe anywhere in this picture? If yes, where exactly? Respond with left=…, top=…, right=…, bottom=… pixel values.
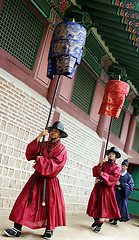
left=87, top=161, right=121, bottom=219
left=9, top=138, right=67, bottom=231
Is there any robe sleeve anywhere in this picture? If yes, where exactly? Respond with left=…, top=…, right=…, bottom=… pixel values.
left=26, top=138, right=40, bottom=161
left=93, top=164, right=102, bottom=177
left=33, top=145, right=67, bottom=177
left=120, top=175, right=134, bottom=197
left=102, top=164, right=121, bottom=187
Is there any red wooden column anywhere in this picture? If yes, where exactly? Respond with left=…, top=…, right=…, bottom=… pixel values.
left=90, top=80, right=105, bottom=125
left=91, top=80, right=108, bottom=139
left=124, top=110, right=137, bottom=154
left=97, top=114, right=107, bottom=138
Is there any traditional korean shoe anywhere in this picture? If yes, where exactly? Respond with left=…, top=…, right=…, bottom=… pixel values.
left=3, top=228, right=21, bottom=237
left=109, top=219, right=114, bottom=223
left=91, top=219, right=98, bottom=227
left=94, top=222, right=103, bottom=233
left=42, top=229, right=53, bottom=239
left=94, top=225, right=101, bottom=233
left=111, top=220, right=117, bottom=225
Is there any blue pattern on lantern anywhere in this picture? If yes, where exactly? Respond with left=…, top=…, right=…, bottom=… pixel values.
left=47, top=21, right=87, bottom=79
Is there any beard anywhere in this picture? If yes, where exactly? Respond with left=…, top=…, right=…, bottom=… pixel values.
left=108, top=158, right=114, bottom=166
left=50, top=137, right=56, bottom=140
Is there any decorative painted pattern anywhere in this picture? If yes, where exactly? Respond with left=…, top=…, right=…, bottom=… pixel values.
left=129, top=33, right=139, bottom=48
left=117, top=7, right=139, bottom=20
left=128, top=90, right=136, bottom=102
left=122, top=17, right=139, bottom=27
left=47, top=8, right=61, bottom=26
left=126, top=88, right=139, bottom=116
left=101, top=54, right=113, bottom=72
left=112, top=0, right=139, bottom=52
left=112, top=0, right=139, bottom=10
left=128, top=104, right=133, bottom=114
left=50, top=0, right=72, bottom=18
left=125, top=24, right=139, bottom=35
left=30, top=0, right=72, bottom=27
left=98, top=69, right=109, bottom=84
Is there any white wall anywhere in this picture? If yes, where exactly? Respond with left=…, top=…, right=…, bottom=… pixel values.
left=0, top=68, right=128, bottom=214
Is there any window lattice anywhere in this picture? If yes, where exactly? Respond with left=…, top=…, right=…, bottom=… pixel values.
left=1, top=0, right=45, bottom=70
left=71, top=64, right=96, bottom=115
left=132, top=124, right=139, bottom=153
left=111, top=109, right=125, bottom=138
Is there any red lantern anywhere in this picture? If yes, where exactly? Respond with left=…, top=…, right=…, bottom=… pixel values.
left=98, top=80, right=130, bottom=119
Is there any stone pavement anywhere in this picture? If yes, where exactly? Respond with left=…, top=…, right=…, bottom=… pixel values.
left=0, top=211, right=139, bottom=240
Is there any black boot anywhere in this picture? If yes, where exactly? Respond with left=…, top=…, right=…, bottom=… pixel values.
left=94, top=222, right=103, bottom=233
left=42, top=229, right=53, bottom=239
left=3, top=223, right=22, bottom=237
left=109, top=219, right=114, bottom=223
left=3, top=228, right=21, bottom=237
left=91, top=218, right=98, bottom=227
left=111, top=219, right=117, bottom=226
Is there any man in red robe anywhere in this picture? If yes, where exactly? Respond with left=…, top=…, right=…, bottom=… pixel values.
left=4, top=121, right=68, bottom=239
left=87, top=147, right=121, bottom=233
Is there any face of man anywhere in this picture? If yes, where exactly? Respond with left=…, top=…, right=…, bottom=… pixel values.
left=49, top=128, right=61, bottom=141
left=121, top=165, right=128, bottom=172
left=108, top=152, right=116, bottom=161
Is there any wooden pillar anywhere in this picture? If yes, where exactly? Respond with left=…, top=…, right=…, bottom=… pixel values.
left=51, top=111, right=60, bottom=124
left=97, top=114, right=107, bottom=138
left=124, top=111, right=137, bottom=154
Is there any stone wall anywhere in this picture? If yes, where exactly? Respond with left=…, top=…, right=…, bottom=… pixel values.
left=0, top=69, right=53, bottom=210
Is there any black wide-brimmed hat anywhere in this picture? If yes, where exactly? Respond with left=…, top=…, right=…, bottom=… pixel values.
left=47, top=121, right=68, bottom=138
left=106, top=146, right=121, bottom=158
left=122, top=159, right=129, bottom=166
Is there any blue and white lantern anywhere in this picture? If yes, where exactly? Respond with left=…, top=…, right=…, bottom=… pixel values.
left=47, top=21, right=87, bottom=79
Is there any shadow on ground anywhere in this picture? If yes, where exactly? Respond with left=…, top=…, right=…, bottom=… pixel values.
left=0, top=211, right=139, bottom=240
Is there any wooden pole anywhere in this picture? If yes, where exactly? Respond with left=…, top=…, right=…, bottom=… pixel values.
left=104, top=117, right=113, bottom=158
left=40, top=75, right=61, bottom=155
left=95, top=116, right=113, bottom=209
left=28, top=75, right=61, bottom=207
